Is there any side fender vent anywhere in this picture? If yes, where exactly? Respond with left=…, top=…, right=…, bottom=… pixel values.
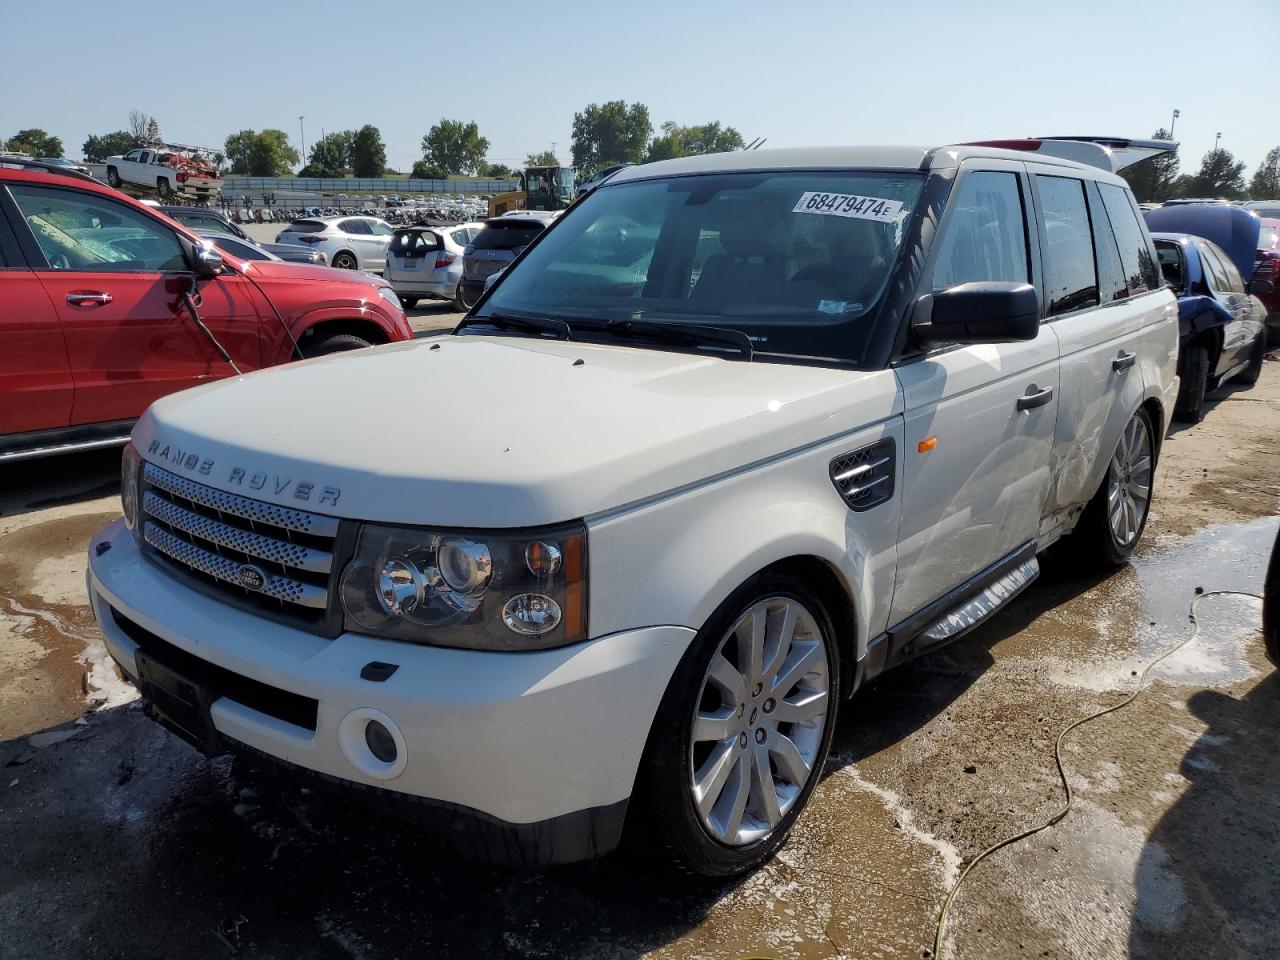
left=829, top=439, right=895, bottom=511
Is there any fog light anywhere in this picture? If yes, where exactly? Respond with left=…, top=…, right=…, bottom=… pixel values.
left=365, top=720, right=397, bottom=763
left=501, top=593, right=562, bottom=636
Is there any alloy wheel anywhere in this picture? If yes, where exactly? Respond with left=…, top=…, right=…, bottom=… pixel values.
left=689, top=596, right=830, bottom=846
left=1107, top=414, right=1152, bottom=547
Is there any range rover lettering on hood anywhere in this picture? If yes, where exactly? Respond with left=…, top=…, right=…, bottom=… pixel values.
left=144, top=438, right=341, bottom=506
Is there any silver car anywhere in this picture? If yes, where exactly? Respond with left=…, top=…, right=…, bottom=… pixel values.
left=199, top=232, right=328, bottom=266
left=275, top=215, right=394, bottom=272
left=383, top=223, right=483, bottom=309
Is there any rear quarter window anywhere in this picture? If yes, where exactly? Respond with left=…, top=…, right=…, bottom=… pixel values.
left=1097, top=183, right=1160, bottom=295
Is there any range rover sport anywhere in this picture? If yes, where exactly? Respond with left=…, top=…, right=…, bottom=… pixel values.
left=88, top=139, right=1179, bottom=876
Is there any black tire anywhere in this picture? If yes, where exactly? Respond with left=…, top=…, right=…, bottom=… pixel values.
left=1233, top=332, right=1266, bottom=386
left=1174, top=344, right=1210, bottom=423
left=106, top=166, right=121, bottom=188
left=399, top=296, right=419, bottom=309
left=453, top=287, right=467, bottom=312
left=1068, top=406, right=1156, bottom=569
left=629, top=569, right=841, bottom=877
left=332, top=251, right=358, bottom=270
left=157, top=178, right=172, bottom=199
left=301, top=332, right=372, bottom=358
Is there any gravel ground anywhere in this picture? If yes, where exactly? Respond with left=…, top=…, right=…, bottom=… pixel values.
left=1, top=359, right=1278, bottom=960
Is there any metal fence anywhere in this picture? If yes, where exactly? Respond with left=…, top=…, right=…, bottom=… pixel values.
left=218, top=176, right=518, bottom=195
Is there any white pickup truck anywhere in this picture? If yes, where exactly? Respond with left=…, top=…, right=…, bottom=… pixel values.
left=104, top=147, right=221, bottom=200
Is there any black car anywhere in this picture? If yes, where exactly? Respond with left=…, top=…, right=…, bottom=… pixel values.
left=458, top=214, right=555, bottom=309
left=1266, top=526, right=1279, bottom=666
left=156, top=204, right=250, bottom=240
left=198, top=231, right=328, bottom=266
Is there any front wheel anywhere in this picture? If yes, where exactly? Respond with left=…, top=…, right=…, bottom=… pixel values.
left=1069, top=407, right=1155, bottom=568
left=106, top=166, right=121, bottom=187
left=399, top=296, right=419, bottom=309
left=300, top=332, right=372, bottom=358
left=631, top=571, right=839, bottom=877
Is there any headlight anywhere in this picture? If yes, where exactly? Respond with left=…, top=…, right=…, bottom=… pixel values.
left=341, top=522, right=587, bottom=651
left=376, top=286, right=402, bottom=311
left=121, top=443, right=141, bottom=531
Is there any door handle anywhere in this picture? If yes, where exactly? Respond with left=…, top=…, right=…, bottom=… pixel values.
left=1017, top=385, right=1055, bottom=411
left=66, top=292, right=112, bottom=306
left=1112, top=350, right=1137, bottom=371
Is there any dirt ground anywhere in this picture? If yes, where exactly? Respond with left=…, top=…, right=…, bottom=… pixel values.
left=1, top=359, right=1277, bottom=960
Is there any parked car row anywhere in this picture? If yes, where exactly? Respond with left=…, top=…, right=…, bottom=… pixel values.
left=1141, top=203, right=1274, bottom=422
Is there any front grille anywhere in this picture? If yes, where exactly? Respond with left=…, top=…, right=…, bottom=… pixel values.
left=141, top=463, right=340, bottom=626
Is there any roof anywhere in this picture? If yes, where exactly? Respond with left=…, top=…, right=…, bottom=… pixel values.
left=606, top=144, right=1128, bottom=185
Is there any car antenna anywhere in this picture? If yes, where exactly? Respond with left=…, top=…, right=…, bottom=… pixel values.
left=181, top=279, right=243, bottom=375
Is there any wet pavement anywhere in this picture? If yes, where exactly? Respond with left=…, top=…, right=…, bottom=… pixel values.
left=1, top=363, right=1278, bottom=959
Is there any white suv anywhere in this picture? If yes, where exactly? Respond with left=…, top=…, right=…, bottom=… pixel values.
left=88, top=140, right=1178, bottom=877
left=275, top=215, right=394, bottom=272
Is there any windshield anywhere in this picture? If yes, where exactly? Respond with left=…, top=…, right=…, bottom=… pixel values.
left=481, top=170, right=924, bottom=363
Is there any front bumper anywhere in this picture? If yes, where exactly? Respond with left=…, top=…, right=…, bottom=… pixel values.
left=87, top=519, right=694, bottom=863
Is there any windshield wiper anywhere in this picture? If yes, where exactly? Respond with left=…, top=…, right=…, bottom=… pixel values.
left=600, top=318, right=753, bottom=361
left=455, top=312, right=571, bottom=340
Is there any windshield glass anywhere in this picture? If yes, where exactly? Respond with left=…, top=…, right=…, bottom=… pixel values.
left=481, top=171, right=924, bottom=363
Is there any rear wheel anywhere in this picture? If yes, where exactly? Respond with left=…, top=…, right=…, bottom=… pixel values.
left=630, top=570, right=839, bottom=877
left=301, top=332, right=372, bottom=358
left=1069, top=407, right=1155, bottom=568
left=399, top=296, right=419, bottom=309
left=1174, top=344, right=1210, bottom=423
left=332, top=251, right=358, bottom=270
left=157, top=178, right=172, bottom=199
left=106, top=167, right=121, bottom=187
left=1233, top=332, right=1266, bottom=386
left=453, top=287, right=467, bottom=312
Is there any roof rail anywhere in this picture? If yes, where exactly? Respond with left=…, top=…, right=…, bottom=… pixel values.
left=0, top=156, right=98, bottom=182
left=962, top=137, right=1177, bottom=173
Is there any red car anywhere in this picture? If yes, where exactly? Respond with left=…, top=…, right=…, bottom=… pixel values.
left=0, top=161, right=413, bottom=462
left=1255, top=217, right=1280, bottom=344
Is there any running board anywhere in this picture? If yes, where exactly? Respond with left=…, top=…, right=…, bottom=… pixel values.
left=0, top=434, right=131, bottom=463
left=917, top=557, right=1039, bottom=644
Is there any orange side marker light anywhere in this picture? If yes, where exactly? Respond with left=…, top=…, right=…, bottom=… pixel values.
left=918, top=436, right=938, bottom=453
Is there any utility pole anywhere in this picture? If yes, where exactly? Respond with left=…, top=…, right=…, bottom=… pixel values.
left=298, top=115, right=306, bottom=167
left=551, top=142, right=557, bottom=162
left=1215, top=131, right=1222, bottom=154
left=1169, top=109, right=1179, bottom=137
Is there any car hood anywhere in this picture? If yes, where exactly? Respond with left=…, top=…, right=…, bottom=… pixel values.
left=133, top=336, right=900, bottom=527
left=237, top=259, right=382, bottom=285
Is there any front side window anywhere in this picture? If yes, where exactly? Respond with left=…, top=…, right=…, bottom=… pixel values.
left=1097, top=183, right=1159, bottom=295
left=1197, top=242, right=1230, bottom=293
left=9, top=184, right=185, bottom=272
left=931, top=171, right=1028, bottom=290
left=1154, top=239, right=1185, bottom=291
left=482, top=170, right=925, bottom=364
left=1035, top=175, right=1098, bottom=316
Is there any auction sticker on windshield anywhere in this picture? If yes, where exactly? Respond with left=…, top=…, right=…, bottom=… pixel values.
left=793, top=192, right=904, bottom=222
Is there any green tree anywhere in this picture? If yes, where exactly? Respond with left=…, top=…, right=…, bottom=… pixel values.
left=571, top=100, right=652, bottom=172
left=224, top=130, right=298, bottom=176
left=525, top=150, right=558, bottom=167
left=350, top=125, right=387, bottom=177
left=421, top=119, right=490, bottom=175
left=411, top=160, right=448, bottom=180
left=1120, top=128, right=1180, bottom=203
left=82, top=131, right=138, bottom=162
left=1184, top=147, right=1247, bottom=199
left=299, top=135, right=345, bottom=178
left=5, top=128, right=64, bottom=157
left=1249, top=146, right=1280, bottom=200
left=646, top=121, right=744, bottom=162
left=481, top=162, right=516, bottom=178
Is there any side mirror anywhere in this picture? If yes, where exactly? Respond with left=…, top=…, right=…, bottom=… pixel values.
left=913, top=281, right=1041, bottom=347
left=1250, top=278, right=1275, bottom=296
left=188, top=240, right=223, bottom=279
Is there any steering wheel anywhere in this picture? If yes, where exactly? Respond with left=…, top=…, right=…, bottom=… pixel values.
left=47, top=252, right=71, bottom=270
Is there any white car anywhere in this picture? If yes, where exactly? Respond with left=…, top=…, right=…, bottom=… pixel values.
left=88, top=139, right=1178, bottom=877
left=104, top=147, right=221, bottom=200
left=275, top=215, right=394, bottom=272
left=383, top=222, right=483, bottom=309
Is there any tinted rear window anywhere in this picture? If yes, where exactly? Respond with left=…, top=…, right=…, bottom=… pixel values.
left=286, top=219, right=326, bottom=234
left=1097, top=183, right=1159, bottom=295
left=390, top=230, right=439, bottom=256
left=472, top=222, right=543, bottom=251
left=1035, top=175, right=1098, bottom=316
left=173, top=212, right=236, bottom=236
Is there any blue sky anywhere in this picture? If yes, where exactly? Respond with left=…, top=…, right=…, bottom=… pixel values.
left=2, top=0, right=1275, bottom=177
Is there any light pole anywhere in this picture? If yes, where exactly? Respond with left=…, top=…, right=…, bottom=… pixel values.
left=1215, top=131, right=1222, bottom=154
left=1170, top=109, right=1179, bottom=137
left=298, top=115, right=306, bottom=167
